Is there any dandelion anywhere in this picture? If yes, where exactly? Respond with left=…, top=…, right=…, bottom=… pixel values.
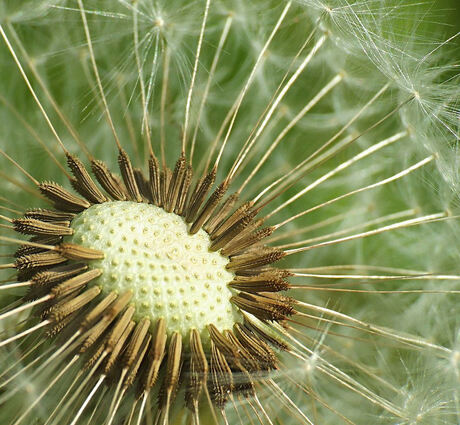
left=0, top=1, right=459, bottom=424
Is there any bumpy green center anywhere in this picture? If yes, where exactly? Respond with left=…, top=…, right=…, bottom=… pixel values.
left=68, top=201, right=238, bottom=339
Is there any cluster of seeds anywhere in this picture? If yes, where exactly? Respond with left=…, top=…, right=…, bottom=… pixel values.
left=68, top=201, right=237, bottom=336
left=5, top=148, right=296, bottom=423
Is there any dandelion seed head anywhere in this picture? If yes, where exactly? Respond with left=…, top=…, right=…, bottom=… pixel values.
left=0, top=0, right=459, bottom=424
left=67, top=201, right=237, bottom=339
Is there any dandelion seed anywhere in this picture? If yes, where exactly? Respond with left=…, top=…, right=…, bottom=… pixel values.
left=0, top=1, right=459, bottom=425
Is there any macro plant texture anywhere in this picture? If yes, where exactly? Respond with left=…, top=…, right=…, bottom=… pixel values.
left=0, top=0, right=459, bottom=424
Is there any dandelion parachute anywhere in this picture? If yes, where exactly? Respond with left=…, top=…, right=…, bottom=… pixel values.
left=0, top=1, right=459, bottom=424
